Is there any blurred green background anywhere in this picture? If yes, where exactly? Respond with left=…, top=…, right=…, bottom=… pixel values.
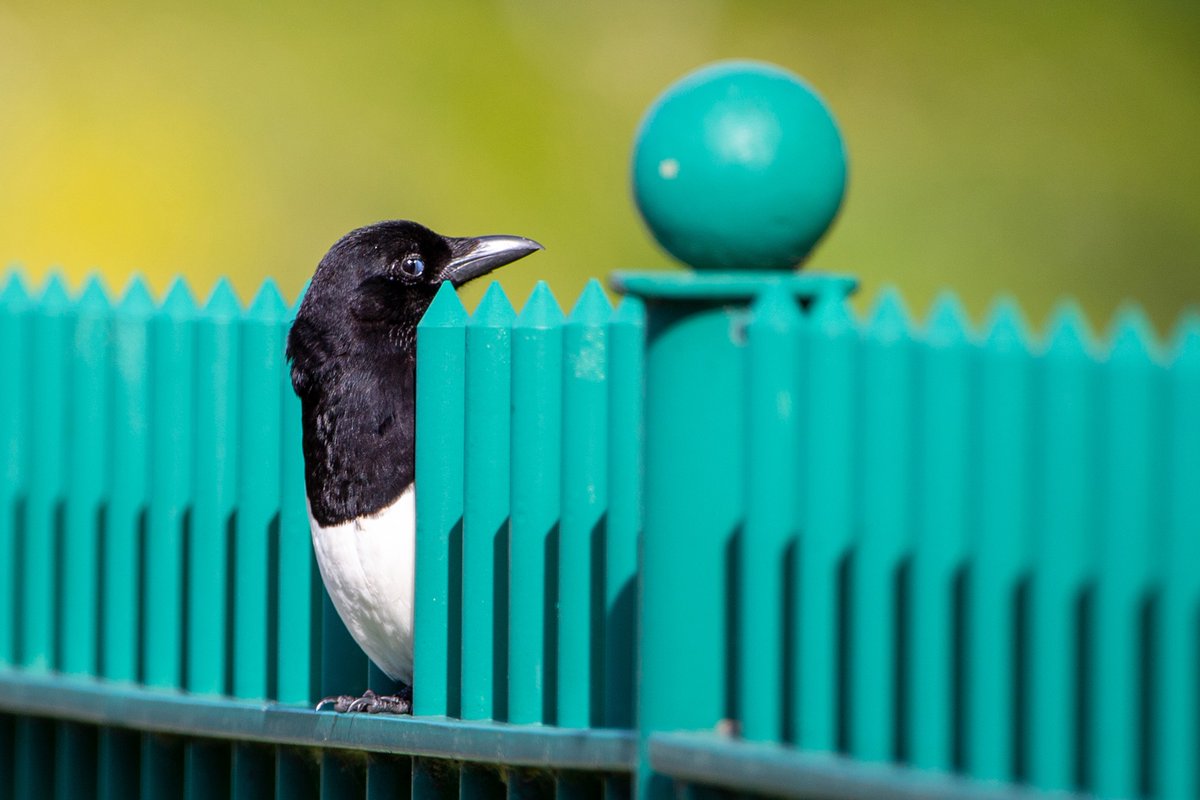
left=1, top=0, right=1197, bottom=336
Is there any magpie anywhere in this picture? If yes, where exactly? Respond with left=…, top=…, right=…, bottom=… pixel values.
left=287, top=220, right=542, bottom=713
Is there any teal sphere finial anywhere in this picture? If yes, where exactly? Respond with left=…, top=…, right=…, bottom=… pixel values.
left=632, top=60, right=848, bottom=272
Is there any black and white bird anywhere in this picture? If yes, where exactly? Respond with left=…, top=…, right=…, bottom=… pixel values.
left=287, top=220, right=542, bottom=713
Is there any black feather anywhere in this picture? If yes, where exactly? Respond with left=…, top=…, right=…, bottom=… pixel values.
left=288, top=220, right=542, bottom=528
left=287, top=221, right=445, bottom=526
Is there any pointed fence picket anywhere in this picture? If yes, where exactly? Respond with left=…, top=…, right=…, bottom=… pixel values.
left=188, top=278, right=241, bottom=699
left=558, top=279, right=611, bottom=731
left=603, top=295, right=643, bottom=733
left=508, top=281, right=563, bottom=726
left=1028, top=303, right=1096, bottom=791
left=461, top=282, right=515, bottom=724
left=414, top=281, right=467, bottom=720
left=1159, top=314, right=1200, bottom=800
left=740, top=285, right=802, bottom=745
left=0, top=270, right=1195, bottom=800
left=909, top=292, right=971, bottom=773
left=795, top=287, right=856, bottom=754
left=0, top=276, right=27, bottom=669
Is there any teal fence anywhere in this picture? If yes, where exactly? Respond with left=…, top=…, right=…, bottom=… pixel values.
left=0, top=270, right=1197, bottom=800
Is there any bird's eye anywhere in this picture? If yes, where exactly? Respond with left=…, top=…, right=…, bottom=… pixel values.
left=401, top=256, right=425, bottom=278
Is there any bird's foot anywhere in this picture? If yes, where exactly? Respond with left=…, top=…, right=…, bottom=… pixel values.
left=315, top=687, right=412, bottom=714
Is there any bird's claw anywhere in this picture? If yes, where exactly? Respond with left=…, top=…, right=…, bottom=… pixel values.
left=315, top=687, right=412, bottom=715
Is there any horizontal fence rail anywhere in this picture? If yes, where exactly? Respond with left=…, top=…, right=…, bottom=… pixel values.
left=0, top=269, right=1197, bottom=800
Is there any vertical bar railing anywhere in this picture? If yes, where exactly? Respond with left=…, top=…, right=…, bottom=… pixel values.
left=0, top=274, right=29, bottom=672
left=146, top=279, right=195, bottom=691
left=184, top=278, right=241, bottom=800
left=852, top=289, right=914, bottom=763
left=233, top=280, right=288, bottom=798
left=189, top=278, right=241, bottom=698
left=143, top=279, right=196, bottom=798
left=0, top=277, right=29, bottom=793
left=967, top=300, right=1033, bottom=782
left=1, top=271, right=1198, bottom=800
left=48, top=275, right=85, bottom=800
left=909, top=293, right=970, bottom=773
left=414, top=282, right=468, bottom=719
left=603, top=296, right=643, bottom=735
left=558, top=279, right=611, bottom=730
left=99, top=276, right=154, bottom=800
left=62, top=276, right=110, bottom=680
left=1158, top=313, right=1200, bottom=800
left=234, top=280, right=287, bottom=702
left=508, top=281, right=563, bottom=726
left=740, top=285, right=801, bottom=744
left=795, top=287, right=856, bottom=752
left=1028, top=303, right=1096, bottom=791
left=462, top=283, right=515, bottom=723
left=277, top=292, right=318, bottom=707
left=1093, top=309, right=1161, bottom=798
left=24, top=274, right=70, bottom=673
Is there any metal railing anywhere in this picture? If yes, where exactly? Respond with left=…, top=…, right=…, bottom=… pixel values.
left=1, top=270, right=1197, bottom=799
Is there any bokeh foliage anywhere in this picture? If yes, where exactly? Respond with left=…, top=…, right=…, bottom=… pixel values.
left=1, top=0, right=1197, bottom=331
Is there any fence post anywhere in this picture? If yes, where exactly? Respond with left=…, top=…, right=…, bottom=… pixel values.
left=619, top=59, right=849, bottom=799
left=612, top=271, right=855, bottom=800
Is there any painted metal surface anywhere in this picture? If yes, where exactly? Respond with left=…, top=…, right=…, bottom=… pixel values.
left=0, top=271, right=1194, bottom=800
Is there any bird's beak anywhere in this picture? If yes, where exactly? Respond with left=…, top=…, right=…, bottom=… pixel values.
left=441, top=235, right=544, bottom=286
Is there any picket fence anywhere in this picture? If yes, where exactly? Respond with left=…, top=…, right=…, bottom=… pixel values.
left=0, top=269, right=1197, bottom=800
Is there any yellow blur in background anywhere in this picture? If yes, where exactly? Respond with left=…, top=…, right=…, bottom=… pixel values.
left=1, top=0, right=1197, bottom=332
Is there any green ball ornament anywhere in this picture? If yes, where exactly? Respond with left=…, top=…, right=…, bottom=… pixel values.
left=632, top=60, right=848, bottom=272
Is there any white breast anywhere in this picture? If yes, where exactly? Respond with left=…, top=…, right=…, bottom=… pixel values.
left=308, top=486, right=415, bottom=685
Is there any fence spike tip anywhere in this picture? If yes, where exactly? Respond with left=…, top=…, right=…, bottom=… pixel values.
left=161, top=277, right=197, bottom=319
left=118, top=275, right=156, bottom=317
left=419, top=280, right=468, bottom=328
left=1044, top=301, right=1093, bottom=357
left=1, top=271, right=32, bottom=307
left=469, top=281, right=515, bottom=326
left=924, top=292, right=970, bottom=344
left=1106, top=304, right=1159, bottom=362
left=516, top=280, right=564, bottom=328
left=983, top=296, right=1030, bottom=350
left=866, top=286, right=911, bottom=339
left=1169, top=311, right=1200, bottom=365
left=41, top=271, right=71, bottom=310
left=77, top=274, right=111, bottom=310
left=568, top=278, right=612, bottom=323
left=247, top=278, right=287, bottom=322
left=204, top=277, right=243, bottom=319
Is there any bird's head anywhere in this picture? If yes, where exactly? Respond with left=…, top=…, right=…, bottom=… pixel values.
left=288, top=220, right=542, bottom=396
